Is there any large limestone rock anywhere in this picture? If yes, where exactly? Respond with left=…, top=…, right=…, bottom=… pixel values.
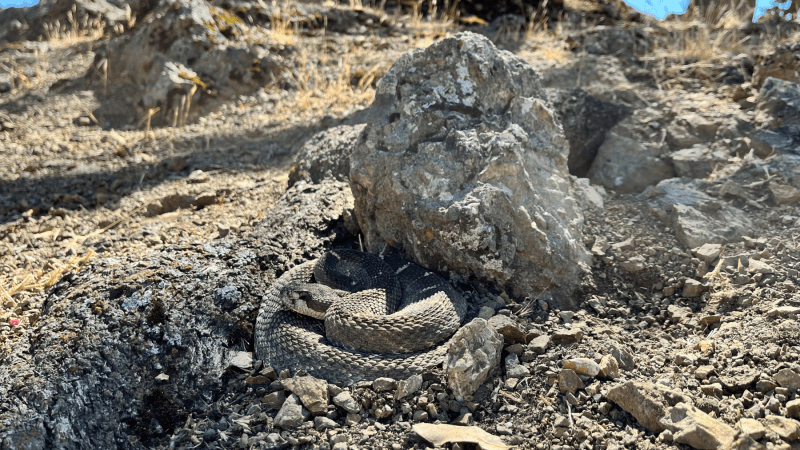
left=350, top=32, right=591, bottom=299
left=445, top=318, right=503, bottom=398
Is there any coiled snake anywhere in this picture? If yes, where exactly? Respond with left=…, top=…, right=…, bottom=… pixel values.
left=254, top=250, right=467, bottom=384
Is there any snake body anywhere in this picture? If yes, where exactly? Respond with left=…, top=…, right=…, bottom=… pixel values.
left=254, top=250, right=467, bottom=384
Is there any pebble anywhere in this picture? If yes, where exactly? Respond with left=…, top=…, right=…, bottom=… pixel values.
left=563, top=358, right=600, bottom=377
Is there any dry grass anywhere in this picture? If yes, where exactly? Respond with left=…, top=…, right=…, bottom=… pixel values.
left=42, top=5, right=108, bottom=45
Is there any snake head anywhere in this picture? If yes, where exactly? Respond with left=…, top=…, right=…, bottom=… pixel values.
left=279, top=284, right=330, bottom=320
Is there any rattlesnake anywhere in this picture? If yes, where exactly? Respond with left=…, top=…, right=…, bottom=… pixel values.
left=254, top=249, right=467, bottom=384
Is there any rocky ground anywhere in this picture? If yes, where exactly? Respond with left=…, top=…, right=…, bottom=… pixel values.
left=1, top=0, right=800, bottom=449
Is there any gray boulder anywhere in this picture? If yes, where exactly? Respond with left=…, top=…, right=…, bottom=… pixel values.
left=350, top=32, right=591, bottom=299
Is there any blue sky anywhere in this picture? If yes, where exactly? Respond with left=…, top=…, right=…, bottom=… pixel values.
left=0, top=0, right=790, bottom=20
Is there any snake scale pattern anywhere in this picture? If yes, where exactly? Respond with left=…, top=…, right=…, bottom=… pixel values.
left=254, top=249, right=468, bottom=384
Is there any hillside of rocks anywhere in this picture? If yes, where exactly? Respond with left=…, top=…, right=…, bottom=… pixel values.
left=0, top=0, right=799, bottom=449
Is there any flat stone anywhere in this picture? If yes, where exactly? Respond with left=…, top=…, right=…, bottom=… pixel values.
left=562, top=358, right=600, bottom=377
left=558, top=369, right=584, bottom=395
left=760, top=416, right=800, bottom=441
left=551, top=328, right=583, bottom=345
left=739, top=418, right=766, bottom=440
left=774, top=368, right=800, bottom=390
left=529, top=335, right=550, bottom=354
left=395, top=374, right=423, bottom=401
left=281, top=376, right=329, bottom=416
left=372, top=378, right=397, bottom=392
left=659, top=403, right=735, bottom=449
left=692, top=243, right=722, bottom=263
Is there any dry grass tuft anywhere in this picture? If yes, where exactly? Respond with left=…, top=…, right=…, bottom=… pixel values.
left=42, top=5, right=107, bottom=45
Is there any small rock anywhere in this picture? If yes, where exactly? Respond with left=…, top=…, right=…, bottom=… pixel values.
left=505, top=353, right=530, bottom=378
left=395, top=374, right=423, bottom=400
left=529, top=335, right=550, bottom=354
left=187, top=169, right=210, bottom=183
left=786, top=399, right=800, bottom=419
left=262, top=391, right=286, bottom=409
left=607, top=381, right=690, bottom=433
left=609, top=344, right=636, bottom=371
left=700, top=383, right=723, bottom=397
left=274, top=394, right=310, bottom=429
left=562, top=358, right=600, bottom=377
left=598, top=354, right=620, bottom=379
left=691, top=243, right=722, bottom=263
left=659, top=403, right=735, bottom=449
left=487, top=315, right=528, bottom=343
left=558, top=369, right=584, bottom=395
left=495, top=424, right=512, bottom=435
left=739, top=418, right=766, bottom=440
left=332, top=392, right=360, bottom=414
left=281, top=376, right=329, bottom=416
left=155, top=373, right=169, bottom=382
left=774, top=368, right=800, bottom=390
left=695, top=365, right=716, bottom=380
left=682, top=279, right=704, bottom=298
left=769, top=182, right=800, bottom=205
left=193, top=191, right=218, bottom=207
left=227, top=351, right=253, bottom=371
left=675, top=354, right=695, bottom=366
left=412, top=410, right=428, bottom=422
left=478, top=306, right=495, bottom=320
left=551, top=328, right=583, bottom=345
left=620, top=256, right=646, bottom=273
left=445, top=318, right=504, bottom=398
left=314, top=417, right=338, bottom=431
left=372, top=377, right=397, bottom=392
left=203, top=428, right=216, bottom=442
left=756, top=380, right=778, bottom=393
